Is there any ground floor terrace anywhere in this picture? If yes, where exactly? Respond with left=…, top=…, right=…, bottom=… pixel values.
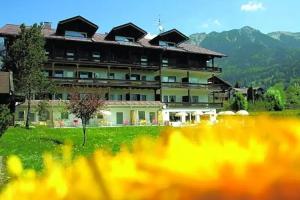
left=14, top=100, right=219, bottom=127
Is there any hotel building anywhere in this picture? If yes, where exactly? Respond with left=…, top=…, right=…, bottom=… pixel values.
left=0, top=16, right=227, bottom=126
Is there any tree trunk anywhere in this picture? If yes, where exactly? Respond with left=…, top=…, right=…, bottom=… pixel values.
left=82, top=119, right=87, bottom=146
left=25, top=96, right=31, bottom=129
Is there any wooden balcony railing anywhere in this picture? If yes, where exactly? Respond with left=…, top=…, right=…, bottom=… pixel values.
left=161, top=82, right=227, bottom=89
left=50, top=77, right=160, bottom=88
left=47, top=58, right=160, bottom=70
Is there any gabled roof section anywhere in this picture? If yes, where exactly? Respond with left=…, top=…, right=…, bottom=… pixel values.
left=105, top=23, right=147, bottom=41
left=149, top=29, right=189, bottom=45
left=208, top=76, right=232, bottom=88
left=56, top=16, right=98, bottom=37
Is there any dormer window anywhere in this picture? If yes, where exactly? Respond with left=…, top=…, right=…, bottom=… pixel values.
left=115, top=36, right=135, bottom=43
left=159, top=41, right=176, bottom=47
left=65, top=31, right=87, bottom=38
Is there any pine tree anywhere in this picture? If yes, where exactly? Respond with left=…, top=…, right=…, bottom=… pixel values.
left=4, top=24, right=51, bottom=128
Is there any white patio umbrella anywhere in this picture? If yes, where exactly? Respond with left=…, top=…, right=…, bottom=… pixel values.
left=100, top=110, right=112, bottom=116
left=236, top=110, right=249, bottom=116
left=218, top=111, right=236, bottom=115
left=175, top=112, right=188, bottom=117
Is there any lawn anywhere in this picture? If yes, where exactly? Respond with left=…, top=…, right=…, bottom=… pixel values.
left=0, top=126, right=163, bottom=171
left=250, top=109, right=300, bottom=118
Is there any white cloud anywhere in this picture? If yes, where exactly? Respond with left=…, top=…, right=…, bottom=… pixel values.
left=201, top=19, right=221, bottom=29
left=213, top=19, right=221, bottom=26
left=145, top=33, right=157, bottom=39
left=241, top=1, right=265, bottom=12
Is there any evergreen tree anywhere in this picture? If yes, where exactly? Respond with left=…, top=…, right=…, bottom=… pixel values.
left=4, top=24, right=51, bottom=128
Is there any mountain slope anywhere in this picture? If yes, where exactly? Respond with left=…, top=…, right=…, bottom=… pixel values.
left=188, top=27, right=300, bottom=87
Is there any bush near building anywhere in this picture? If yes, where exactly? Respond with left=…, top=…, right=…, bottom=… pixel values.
left=0, top=105, right=12, bottom=137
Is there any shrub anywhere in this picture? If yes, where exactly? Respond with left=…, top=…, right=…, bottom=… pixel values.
left=230, top=92, right=248, bottom=111
left=264, top=89, right=284, bottom=111
left=0, top=105, right=12, bottom=137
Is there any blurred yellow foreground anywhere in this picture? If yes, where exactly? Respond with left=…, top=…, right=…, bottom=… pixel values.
left=1, top=116, right=300, bottom=200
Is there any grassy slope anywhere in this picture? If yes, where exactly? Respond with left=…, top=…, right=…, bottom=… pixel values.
left=0, top=126, right=162, bottom=170
left=250, top=109, right=300, bottom=118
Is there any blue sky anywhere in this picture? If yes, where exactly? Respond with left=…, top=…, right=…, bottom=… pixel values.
left=0, top=0, right=299, bottom=36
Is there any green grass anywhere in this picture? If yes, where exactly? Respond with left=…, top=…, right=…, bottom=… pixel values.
left=0, top=126, right=163, bottom=171
left=250, top=109, right=300, bottom=118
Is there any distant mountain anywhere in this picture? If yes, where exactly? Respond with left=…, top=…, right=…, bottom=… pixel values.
left=188, top=26, right=300, bottom=87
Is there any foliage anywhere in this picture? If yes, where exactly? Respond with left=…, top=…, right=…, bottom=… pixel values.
left=36, top=101, right=50, bottom=121
left=0, top=126, right=161, bottom=171
left=230, top=92, right=248, bottom=111
left=67, top=90, right=105, bottom=146
left=285, top=83, right=300, bottom=108
left=0, top=105, right=12, bottom=137
left=2, top=117, right=300, bottom=199
left=247, top=100, right=268, bottom=111
left=264, top=88, right=285, bottom=111
left=3, top=24, right=51, bottom=129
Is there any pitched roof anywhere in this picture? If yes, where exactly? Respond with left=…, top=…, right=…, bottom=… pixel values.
left=0, top=24, right=225, bottom=57
left=105, top=23, right=147, bottom=41
left=149, top=29, right=189, bottom=45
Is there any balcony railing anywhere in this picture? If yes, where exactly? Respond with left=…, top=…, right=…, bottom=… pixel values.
left=161, top=82, right=227, bottom=89
left=163, top=102, right=223, bottom=108
left=50, top=77, right=160, bottom=88
left=162, top=65, right=222, bottom=73
left=47, top=58, right=160, bottom=70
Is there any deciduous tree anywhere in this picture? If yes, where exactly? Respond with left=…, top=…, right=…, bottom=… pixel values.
left=67, top=90, right=105, bottom=146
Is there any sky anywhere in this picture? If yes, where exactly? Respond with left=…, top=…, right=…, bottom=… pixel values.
left=0, top=0, right=299, bottom=36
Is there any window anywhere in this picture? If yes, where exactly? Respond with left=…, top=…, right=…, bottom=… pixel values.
left=141, top=56, right=148, bottom=66
left=79, top=71, right=93, bottom=79
left=115, top=36, right=135, bottom=43
left=117, top=94, right=123, bottom=101
left=163, top=96, right=168, bottom=103
left=66, top=50, right=75, bottom=61
left=159, top=41, right=176, bottom=47
left=130, top=74, right=140, bottom=81
left=29, top=113, right=35, bottom=122
left=162, top=58, right=168, bottom=67
left=169, top=96, right=176, bottom=103
left=110, top=94, right=115, bottom=100
left=61, top=112, right=69, bottom=120
left=54, top=70, right=64, bottom=78
left=64, top=71, right=74, bottom=78
left=192, top=96, right=199, bottom=103
left=141, top=95, right=147, bottom=101
left=108, top=73, right=115, bottom=79
left=131, top=94, right=140, bottom=101
left=97, top=113, right=104, bottom=119
left=65, top=31, right=87, bottom=38
left=18, top=111, right=24, bottom=121
left=54, top=93, right=63, bottom=100
left=141, top=76, right=147, bottom=81
left=138, top=111, right=146, bottom=121
left=92, top=52, right=101, bottom=62
left=149, top=112, right=156, bottom=124
left=168, top=76, right=176, bottom=83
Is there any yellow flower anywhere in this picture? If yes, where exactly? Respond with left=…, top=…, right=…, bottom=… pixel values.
left=7, top=155, right=23, bottom=177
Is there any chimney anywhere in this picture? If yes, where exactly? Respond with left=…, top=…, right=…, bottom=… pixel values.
left=43, top=22, right=52, bottom=30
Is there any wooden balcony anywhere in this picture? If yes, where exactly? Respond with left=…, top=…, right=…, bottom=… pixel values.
left=50, top=77, right=160, bottom=89
left=162, top=65, right=222, bottom=73
left=161, top=82, right=226, bottom=89
left=47, top=58, right=160, bottom=70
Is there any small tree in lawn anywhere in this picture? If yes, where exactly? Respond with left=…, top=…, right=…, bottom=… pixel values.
left=67, top=91, right=105, bottom=146
left=3, top=24, right=52, bottom=129
left=0, top=105, right=13, bottom=137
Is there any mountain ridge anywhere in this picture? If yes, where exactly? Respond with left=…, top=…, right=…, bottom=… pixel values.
left=188, top=26, right=300, bottom=87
